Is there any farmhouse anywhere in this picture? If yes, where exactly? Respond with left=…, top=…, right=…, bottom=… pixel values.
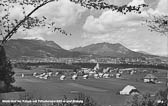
left=72, top=75, right=78, bottom=80
left=94, top=74, right=99, bottom=79
left=98, top=73, right=103, bottom=78
left=82, top=68, right=90, bottom=74
left=89, top=71, right=96, bottom=76
left=33, top=72, right=37, bottom=76
left=116, top=73, right=121, bottom=78
left=103, top=74, right=110, bottom=78
left=103, top=67, right=110, bottom=73
left=93, top=63, right=100, bottom=71
left=43, top=75, right=49, bottom=79
left=60, top=75, right=66, bottom=80
left=120, top=85, right=139, bottom=95
left=83, top=75, right=89, bottom=79
left=21, top=73, right=24, bottom=78
left=144, top=74, right=157, bottom=83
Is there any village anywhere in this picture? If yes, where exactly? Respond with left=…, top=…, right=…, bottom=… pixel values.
left=17, top=62, right=166, bottom=98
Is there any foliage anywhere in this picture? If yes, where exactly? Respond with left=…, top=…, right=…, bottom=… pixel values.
left=126, top=88, right=168, bottom=106
left=0, top=46, right=15, bottom=92
left=70, top=0, right=147, bottom=13
left=146, top=15, right=168, bottom=35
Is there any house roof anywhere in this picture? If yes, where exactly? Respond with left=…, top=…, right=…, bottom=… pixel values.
left=120, top=85, right=138, bottom=95
left=144, top=74, right=157, bottom=79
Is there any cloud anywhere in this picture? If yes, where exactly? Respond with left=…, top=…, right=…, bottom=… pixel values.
left=83, top=0, right=168, bottom=34
left=147, top=0, right=168, bottom=15
left=83, top=8, right=146, bottom=34
left=128, top=0, right=145, bottom=6
left=34, top=0, right=86, bottom=27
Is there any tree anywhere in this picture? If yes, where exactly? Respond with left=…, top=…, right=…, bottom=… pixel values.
left=146, top=15, right=168, bottom=36
left=0, top=0, right=147, bottom=92
left=0, top=45, right=15, bottom=92
left=146, top=15, right=168, bottom=56
left=126, top=88, right=168, bottom=106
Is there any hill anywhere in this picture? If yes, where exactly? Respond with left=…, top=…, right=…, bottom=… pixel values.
left=4, top=39, right=81, bottom=58
left=71, top=42, right=155, bottom=58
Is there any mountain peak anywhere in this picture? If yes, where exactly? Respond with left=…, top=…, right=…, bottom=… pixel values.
left=71, top=42, right=145, bottom=57
left=4, top=39, right=81, bottom=58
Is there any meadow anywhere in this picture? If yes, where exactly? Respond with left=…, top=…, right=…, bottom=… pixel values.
left=2, top=67, right=167, bottom=106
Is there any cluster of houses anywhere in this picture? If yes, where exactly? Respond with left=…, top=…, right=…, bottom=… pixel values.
left=32, top=72, right=53, bottom=79
left=29, top=63, right=159, bottom=84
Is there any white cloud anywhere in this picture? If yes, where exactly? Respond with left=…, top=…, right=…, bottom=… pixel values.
left=83, top=9, right=146, bottom=34
left=128, top=0, right=145, bottom=6
left=156, top=0, right=168, bottom=14
left=147, top=0, right=168, bottom=15
left=34, top=0, right=86, bottom=27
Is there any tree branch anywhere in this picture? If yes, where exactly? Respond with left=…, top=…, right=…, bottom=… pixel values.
left=1, top=0, right=57, bottom=45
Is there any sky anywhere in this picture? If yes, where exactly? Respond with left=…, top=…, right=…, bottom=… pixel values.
left=1, top=0, right=168, bottom=56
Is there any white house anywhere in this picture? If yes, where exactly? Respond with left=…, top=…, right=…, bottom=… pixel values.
left=47, top=72, right=52, bottom=76
left=116, top=73, right=121, bottom=78
left=103, top=74, right=110, bottom=78
left=60, top=75, right=66, bottom=80
left=43, top=75, right=49, bottom=79
left=33, top=72, right=37, bottom=76
left=72, top=75, right=78, bottom=80
left=82, top=68, right=90, bottom=74
left=103, top=67, right=110, bottom=73
left=21, top=73, right=24, bottom=78
left=89, top=71, right=96, bottom=76
left=93, top=63, right=100, bottom=70
left=144, top=74, right=157, bottom=83
left=120, top=85, right=139, bottom=95
left=94, top=74, right=99, bottom=79
left=83, top=75, right=89, bottom=79
left=98, top=73, right=103, bottom=78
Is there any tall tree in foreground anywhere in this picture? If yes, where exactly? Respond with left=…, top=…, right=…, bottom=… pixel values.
left=0, top=0, right=147, bottom=92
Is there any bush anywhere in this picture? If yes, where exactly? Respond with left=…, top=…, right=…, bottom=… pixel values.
left=126, top=88, right=168, bottom=106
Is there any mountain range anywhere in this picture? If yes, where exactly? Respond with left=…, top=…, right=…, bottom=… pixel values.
left=3, top=39, right=157, bottom=59
left=4, top=39, right=81, bottom=58
left=71, top=42, right=155, bottom=58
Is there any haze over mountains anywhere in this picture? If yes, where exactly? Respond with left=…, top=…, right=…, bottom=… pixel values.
left=4, top=39, right=157, bottom=59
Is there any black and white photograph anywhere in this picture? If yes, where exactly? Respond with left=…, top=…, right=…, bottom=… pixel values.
left=0, top=0, right=168, bottom=106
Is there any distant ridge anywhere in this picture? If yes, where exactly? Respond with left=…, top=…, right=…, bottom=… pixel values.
left=4, top=39, right=81, bottom=58
left=71, top=42, right=157, bottom=58
left=3, top=40, right=159, bottom=59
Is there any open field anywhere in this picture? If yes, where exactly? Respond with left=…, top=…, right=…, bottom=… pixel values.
left=2, top=68, right=167, bottom=106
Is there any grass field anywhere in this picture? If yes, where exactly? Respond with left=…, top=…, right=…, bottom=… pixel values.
left=2, top=68, right=167, bottom=106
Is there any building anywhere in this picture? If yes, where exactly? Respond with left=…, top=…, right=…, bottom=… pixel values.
left=60, top=75, right=66, bottom=80
left=72, top=75, right=78, bottom=80
left=144, top=74, right=157, bottom=83
left=83, top=75, right=89, bottom=79
left=120, top=85, right=139, bottom=95
left=93, top=63, right=100, bottom=70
